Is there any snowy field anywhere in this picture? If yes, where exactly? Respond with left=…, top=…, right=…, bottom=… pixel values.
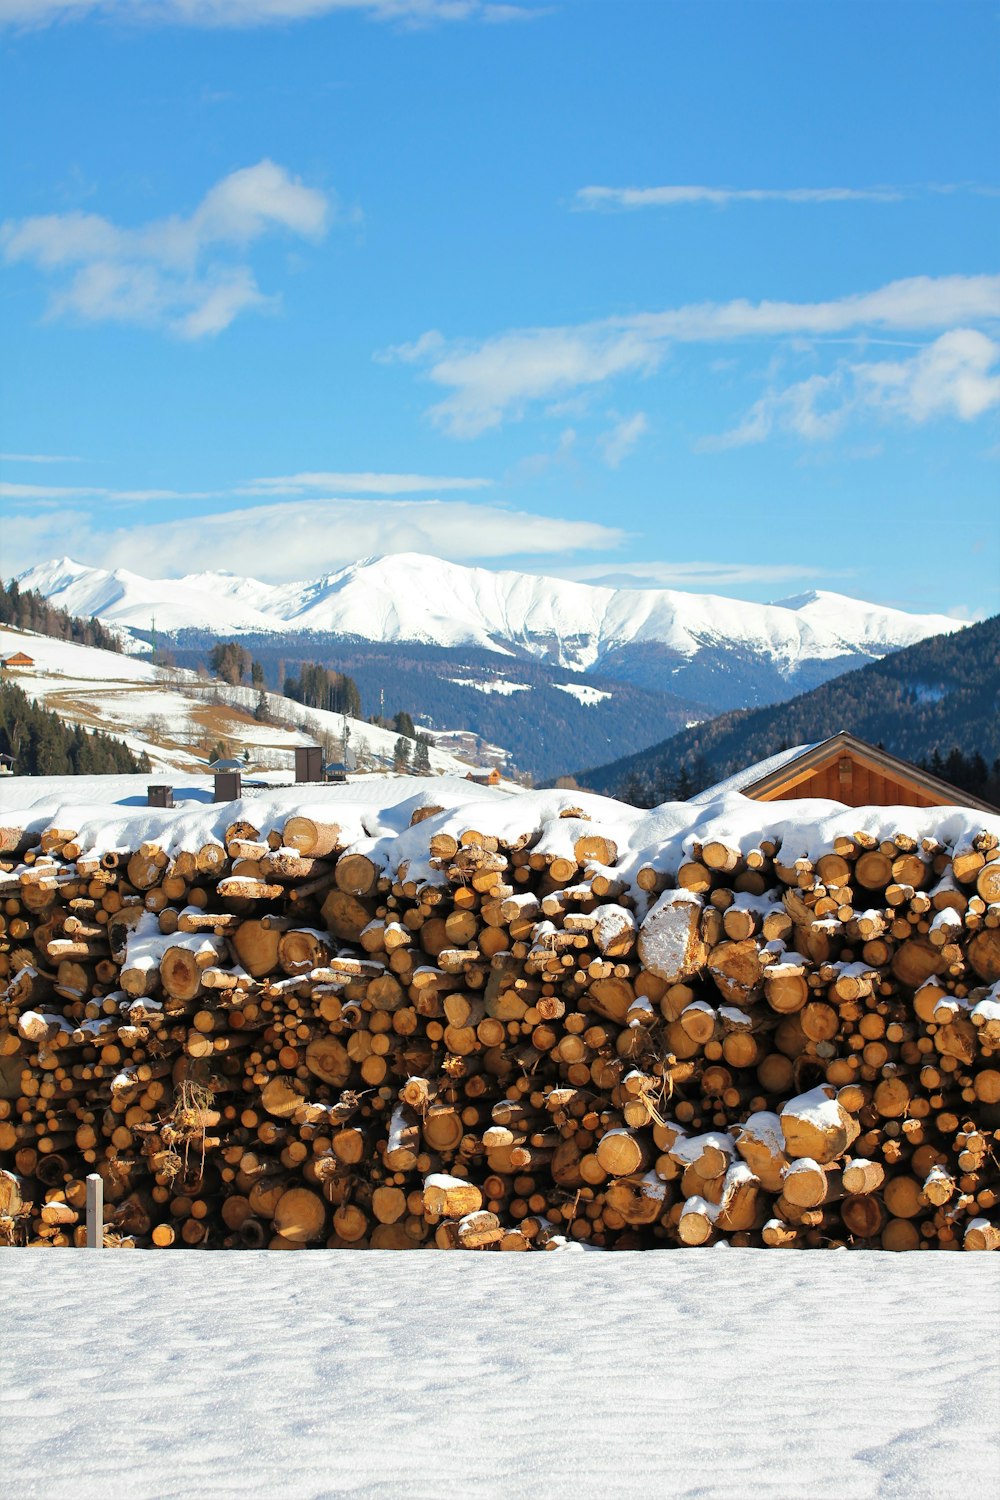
left=1, top=1249, right=997, bottom=1500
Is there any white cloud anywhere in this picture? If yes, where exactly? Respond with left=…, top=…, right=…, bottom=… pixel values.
left=244, top=470, right=492, bottom=494
left=388, top=274, right=1000, bottom=435
left=599, top=412, right=647, bottom=467
left=575, top=185, right=904, bottom=211
left=1, top=160, right=331, bottom=338
left=0, top=498, right=625, bottom=582
left=709, top=328, right=1000, bottom=448
left=549, top=560, right=845, bottom=589
left=0, top=470, right=494, bottom=503
left=855, top=328, right=1000, bottom=423
left=0, top=451, right=81, bottom=463
left=0, top=0, right=534, bottom=27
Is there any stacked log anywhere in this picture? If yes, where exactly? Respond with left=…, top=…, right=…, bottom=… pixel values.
left=1, top=799, right=998, bottom=1252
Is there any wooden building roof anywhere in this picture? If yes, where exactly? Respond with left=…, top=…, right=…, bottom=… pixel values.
left=1, top=651, right=35, bottom=668
left=695, top=732, right=998, bottom=815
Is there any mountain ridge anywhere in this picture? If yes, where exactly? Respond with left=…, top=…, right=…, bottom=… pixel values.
left=17, top=552, right=962, bottom=680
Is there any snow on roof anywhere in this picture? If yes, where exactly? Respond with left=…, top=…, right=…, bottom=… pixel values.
left=690, top=743, right=818, bottom=803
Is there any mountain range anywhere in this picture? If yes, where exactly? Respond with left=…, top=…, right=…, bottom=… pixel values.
left=578, top=614, right=999, bottom=803
left=16, top=553, right=965, bottom=781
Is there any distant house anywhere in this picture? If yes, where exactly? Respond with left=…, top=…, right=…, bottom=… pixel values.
left=0, top=752, right=14, bottom=775
left=1, top=651, right=34, bottom=670
left=466, top=767, right=501, bottom=787
left=324, top=746, right=358, bottom=782
left=692, top=731, right=999, bottom=814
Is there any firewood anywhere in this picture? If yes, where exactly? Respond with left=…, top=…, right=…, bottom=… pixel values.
left=3, top=799, right=999, bottom=1255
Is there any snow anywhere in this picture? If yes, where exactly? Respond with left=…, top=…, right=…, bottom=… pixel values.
left=18, top=552, right=964, bottom=676
left=5, top=779, right=998, bottom=918
left=448, top=676, right=531, bottom=695
left=0, top=625, right=484, bottom=780
left=554, top=681, right=612, bottom=706
left=0, top=1249, right=996, bottom=1500
left=691, top=743, right=817, bottom=803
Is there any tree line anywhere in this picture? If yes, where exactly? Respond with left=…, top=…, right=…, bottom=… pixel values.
left=0, top=679, right=150, bottom=776
left=0, top=578, right=122, bottom=653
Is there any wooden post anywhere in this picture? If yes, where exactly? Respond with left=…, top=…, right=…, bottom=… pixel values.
left=86, top=1173, right=103, bottom=1249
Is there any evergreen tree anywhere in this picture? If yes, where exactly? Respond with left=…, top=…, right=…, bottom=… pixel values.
left=0, top=679, right=149, bottom=775
left=393, top=736, right=411, bottom=772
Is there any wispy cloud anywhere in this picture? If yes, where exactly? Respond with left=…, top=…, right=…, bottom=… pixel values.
left=707, top=328, right=1000, bottom=448
left=550, top=560, right=847, bottom=589
left=0, top=470, right=494, bottom=503
left=0, top=497, right=625, bottom=582
left=1, top=160, right=333, bottom=338
left=0, top=0, right=536, bottom=28
left=575, top=184, right=905, bottom=211
left=0, top=451, right=82, bottom=463
left=385, top=273, right=1000, bottom=436
left=244, top=470, right=492, bottom=495
left=1, top=482, right=226, bottom=502
left=598, top=412, right=647, bottom=467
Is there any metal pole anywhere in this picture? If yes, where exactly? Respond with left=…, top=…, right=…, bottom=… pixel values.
left=86, top=1172, right=103, bottom=1249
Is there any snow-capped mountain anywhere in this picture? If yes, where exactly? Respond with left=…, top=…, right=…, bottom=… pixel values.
left=17, top=553, right=962, bottom=677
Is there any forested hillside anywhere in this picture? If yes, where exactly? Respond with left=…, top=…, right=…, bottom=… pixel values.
left=158, top=633, right=707, bottom=782
left=579, top=615, right=998, bottom=804
left=0, top=578, right=121, bottom=653
left=0, top=678, right=151, bottom=776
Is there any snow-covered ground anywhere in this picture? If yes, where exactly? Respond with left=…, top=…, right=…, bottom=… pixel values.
left=0, top=1249, right=996, bottom=1500
left=0, top=625, right=494, bottom=780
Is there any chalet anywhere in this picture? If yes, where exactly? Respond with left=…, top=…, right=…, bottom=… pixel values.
left=466, top=767, right=501, bottom=787
left=692, top=731, right=999, bottom=815
left=1, top=651, right=34, bottom=670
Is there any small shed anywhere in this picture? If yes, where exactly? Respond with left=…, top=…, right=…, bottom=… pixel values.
left=466, top=767, right=501, bottom=787
left=1, top=651, right=35, bottom=670
left=693, top=731, right=998, bottom=814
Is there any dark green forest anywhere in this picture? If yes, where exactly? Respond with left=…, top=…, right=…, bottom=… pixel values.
left=0, top=679, right=151, bottom=776
left=0, top=578, right=122, bottom=653
left=580, top=616, right=1000, bottom=807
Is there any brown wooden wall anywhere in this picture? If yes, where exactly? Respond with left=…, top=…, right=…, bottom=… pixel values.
left=757, top=754, right=944, bottom=808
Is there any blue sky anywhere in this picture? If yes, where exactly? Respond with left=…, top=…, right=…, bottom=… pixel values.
left=1, top=0, right=998, bottom=620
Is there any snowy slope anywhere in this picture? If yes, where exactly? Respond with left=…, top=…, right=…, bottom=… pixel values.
left=1, top=1249, right=996, bottom=1500
left=0, top=625, right=489, bottom=779
left=18, top=553, right=962, bottom=675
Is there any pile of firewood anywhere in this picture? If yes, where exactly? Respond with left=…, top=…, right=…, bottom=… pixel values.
left=1, top=799, right=998, bottom=1252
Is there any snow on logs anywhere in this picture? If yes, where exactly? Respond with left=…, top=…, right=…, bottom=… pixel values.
left=0, top=794, right=999, bottom=1251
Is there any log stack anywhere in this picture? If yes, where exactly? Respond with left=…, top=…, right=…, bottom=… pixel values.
left=1, top=796, right=998, bottom=1252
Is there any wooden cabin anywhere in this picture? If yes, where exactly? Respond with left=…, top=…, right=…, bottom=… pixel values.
left=1, top=651, right=35, bottom=670
left=694, top=731, right=998, bottom=814
left=466, top=767, right=501, bottom=787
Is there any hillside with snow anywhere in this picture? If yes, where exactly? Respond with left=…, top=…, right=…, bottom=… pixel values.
left=0, top=625, right=494, bottom=781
